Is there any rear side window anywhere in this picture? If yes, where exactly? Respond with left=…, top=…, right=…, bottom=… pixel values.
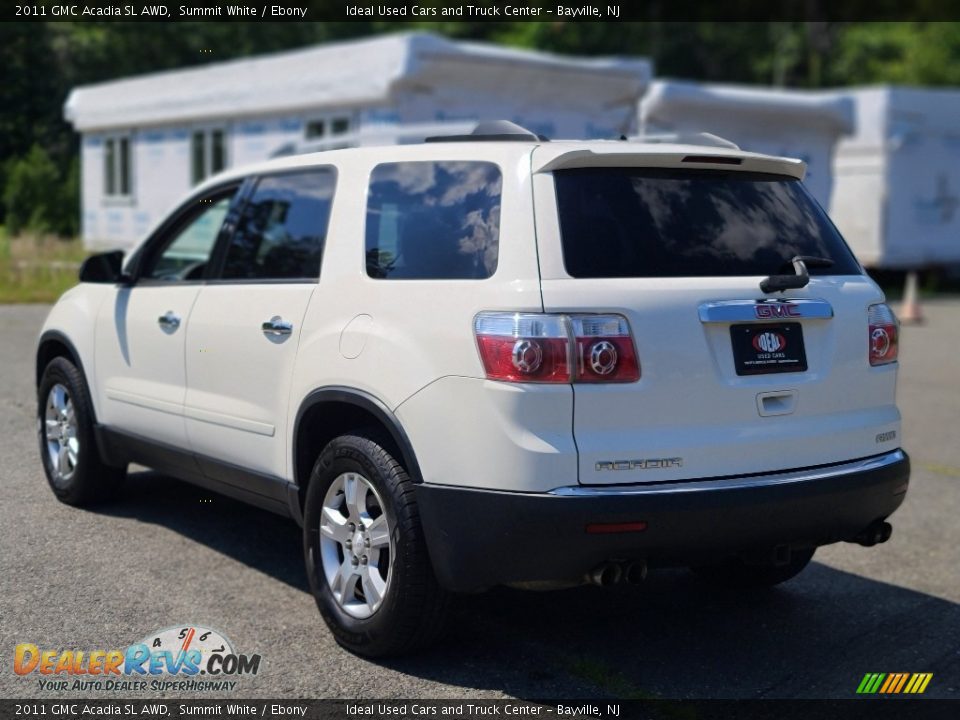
left=365, top=161, right=502, bottom=279
left=554, top=168, right=862, bottom=278
left=220, top=168, right=336, bottom=281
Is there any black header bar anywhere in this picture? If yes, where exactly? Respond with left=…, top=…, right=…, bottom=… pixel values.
left=6, top=1, right=960, bottom=22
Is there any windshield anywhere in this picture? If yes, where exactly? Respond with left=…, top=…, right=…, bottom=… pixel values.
left=554, top=167, right=862, bottom=278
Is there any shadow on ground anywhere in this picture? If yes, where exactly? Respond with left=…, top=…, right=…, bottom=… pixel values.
left=95, top=470, right=960, bottom=700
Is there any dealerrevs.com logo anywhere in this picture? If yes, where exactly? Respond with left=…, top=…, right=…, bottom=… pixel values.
left=15, top=625, right=261, bottom=693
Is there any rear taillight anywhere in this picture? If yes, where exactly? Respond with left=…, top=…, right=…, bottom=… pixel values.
left=474, top=314, right=570, bottom=383
left=571, top=315, right=640, bottom=383
left=868, top=303, right=899, bottom=366
left=474, top=312, right=639, bottom=384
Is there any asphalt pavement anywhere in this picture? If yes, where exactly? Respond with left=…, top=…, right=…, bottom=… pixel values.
left=1, top=300, right=958, bottom=700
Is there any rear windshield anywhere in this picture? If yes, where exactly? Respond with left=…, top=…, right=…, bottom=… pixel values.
left=554, top=168, right=862, bottom=278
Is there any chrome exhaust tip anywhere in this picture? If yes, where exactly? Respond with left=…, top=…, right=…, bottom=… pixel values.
left=587, top=562, right=623, bottom=587
left=852, top=520, right=893, bottom=547
left=624, top=560, right=648, bottom=584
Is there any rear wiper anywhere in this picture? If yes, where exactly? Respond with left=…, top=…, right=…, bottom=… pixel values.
left=760, top=255, right=834, bottom=294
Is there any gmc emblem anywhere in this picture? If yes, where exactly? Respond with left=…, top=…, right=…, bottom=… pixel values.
left=755, top=303, right=802, bottom=319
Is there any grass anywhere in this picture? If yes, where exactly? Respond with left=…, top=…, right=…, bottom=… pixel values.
left=561, top=654, right=699, bottom=718
left=0, top=228, right=89, bottom=304
left=562, top=653, right=654, bottom=700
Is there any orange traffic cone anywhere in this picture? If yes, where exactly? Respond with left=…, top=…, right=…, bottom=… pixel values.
left=898, top=271, right=925, bottom=325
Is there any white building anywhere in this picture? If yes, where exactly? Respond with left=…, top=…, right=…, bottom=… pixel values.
left=64, top=32, right=651, bottom=249
left=830, top=86, right=960, bottom=269
left=638, top=80, right=854, bottom=208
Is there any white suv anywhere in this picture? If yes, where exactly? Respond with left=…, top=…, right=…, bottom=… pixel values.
left=36, top=122, right=909, bottom=656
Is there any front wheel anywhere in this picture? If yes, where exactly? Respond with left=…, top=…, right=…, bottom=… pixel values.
left=37, top=357, right=125, bottom=506
left=303, top=432, right=449, bottom=656
left=691, top=548, right=816, bottom=588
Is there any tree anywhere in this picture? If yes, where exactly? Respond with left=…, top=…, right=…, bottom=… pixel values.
left=827, top=22, right=960, bottom=86
left=4, top=145, right=64, bottom=235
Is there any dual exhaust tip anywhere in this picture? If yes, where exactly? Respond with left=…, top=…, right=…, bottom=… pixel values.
left=853, top=520, right=893, bottom=547
left=588, top=560, right=647, bottom=587
left=587, top=521, right=893, bottom=586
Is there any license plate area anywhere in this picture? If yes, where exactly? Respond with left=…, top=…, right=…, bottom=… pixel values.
left=730, top=322, right=807, bottom=376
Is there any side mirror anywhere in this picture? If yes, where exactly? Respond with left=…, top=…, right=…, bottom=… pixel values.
left=79, top=250, right=128, bottom=284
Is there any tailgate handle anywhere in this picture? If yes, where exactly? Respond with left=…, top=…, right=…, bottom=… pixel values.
left=757, top=390, right=797, bottom=417
left=698, top=299, right=833, bottom=323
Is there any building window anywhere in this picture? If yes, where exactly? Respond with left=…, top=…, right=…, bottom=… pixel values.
left=191, top=128, right=227, bottom=185
left=304, top=115, right=351, bottom=141
left=104, top=136, right=132, bottom=197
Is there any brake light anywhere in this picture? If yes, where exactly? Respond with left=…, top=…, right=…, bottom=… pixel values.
left=474, top=312, right=639, bottom=384
left=868, top=303, right=899, bottom=366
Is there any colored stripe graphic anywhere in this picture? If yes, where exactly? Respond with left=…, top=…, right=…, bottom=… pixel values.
left=879, top=674, right=896, bottom=694
left=893, top=673, right=909, bottom=693
left=856, top=673, right=885, bottom=694
left=905, top=673, right=933, bottom=694
left=881, top=673, right=902, bottom=693
left=859, top=672, right=933, bottom=694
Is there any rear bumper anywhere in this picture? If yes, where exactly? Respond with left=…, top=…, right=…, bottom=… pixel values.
left=415, top=450, right=910, bottom=592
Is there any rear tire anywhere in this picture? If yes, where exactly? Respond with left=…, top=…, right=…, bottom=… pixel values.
left=37, top=357, right=125, bottom=506
left=691, top=548, right=816, bottom=588
left=303, top=431, right=450, bottom=656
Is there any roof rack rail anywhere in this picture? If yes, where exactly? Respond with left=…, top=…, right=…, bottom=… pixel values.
left=630, top=131, right=740, bottom=150
left=426, top=120, right=548, bottom=143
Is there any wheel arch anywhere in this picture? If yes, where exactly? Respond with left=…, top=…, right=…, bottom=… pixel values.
left=36, top=331, right=92, bottom=412
left=293, top=387, right=424, bottom=508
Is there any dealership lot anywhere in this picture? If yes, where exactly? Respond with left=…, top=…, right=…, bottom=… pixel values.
left=1, top=301, right=958, bottom=700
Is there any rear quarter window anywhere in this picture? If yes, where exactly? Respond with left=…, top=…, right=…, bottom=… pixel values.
left=365, top=161, right=502, bottom=280
left=554, top=168, right=862, bottom=278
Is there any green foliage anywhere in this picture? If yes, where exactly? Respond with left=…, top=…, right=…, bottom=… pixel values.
left=3, top=146, right=79, bottom=238
left=5, top=146, right=57, bottom=235
left=828, top=23, right=960, bottom=86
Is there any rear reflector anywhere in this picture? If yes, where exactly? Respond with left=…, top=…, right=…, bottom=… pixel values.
left=586, top=521, right=648, bottom=534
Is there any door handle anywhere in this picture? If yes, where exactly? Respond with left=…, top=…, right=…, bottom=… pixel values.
left=158, top=311, right=181, bottom=331
left=262, top=316, right=293, bottom=337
